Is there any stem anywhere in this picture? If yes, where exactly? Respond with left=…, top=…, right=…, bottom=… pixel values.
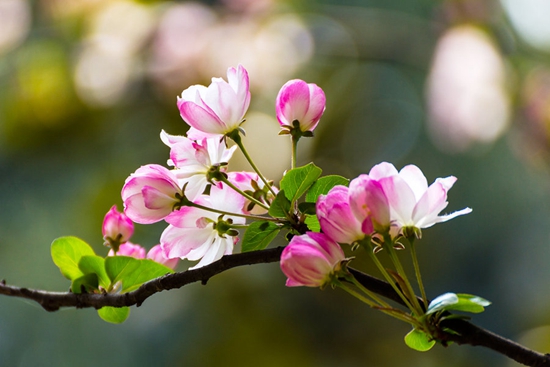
left=228, top=131, right=278, bottom=198
left=409, top=238, right=428, bottom=309
left=218, top=175, right=269, bottom=210
left=291, top=135, right=299, bottom=170
left=346, top=274, right=391, bottom=309
left=186, top=200, right=281, bottom=223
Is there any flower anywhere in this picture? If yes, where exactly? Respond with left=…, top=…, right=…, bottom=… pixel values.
left=102, top=205, right=134, bottom=247
left=316, top=185, right=366, bottom=244
left=276, top=79, right=326, bottom=133
left=364, top=162, right=472, bottom=234
left=160, top=130, right=237, bottom=200
left=177, top=64, right=250, bottom=135
left=160, top=183, right=245, bottom=269
left=348, top=174, right=391, bottom=233
left=280, top=232, right=346, bottom=287
left=108, top=242, right=146, bottom=259
left=122, top=164, right=183, bottom=224
left=147, top=245, right=179, bottom=270
left=227, top=171, right=277, bottom=215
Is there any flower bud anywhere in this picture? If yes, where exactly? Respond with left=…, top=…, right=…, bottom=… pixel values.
left=147, top=245, right=179, bottom=270
left=276, top=79, right=326, bottom=133
left=108, top=242, right=146, bottom=259
left=102, top=205, right=134, bottom=248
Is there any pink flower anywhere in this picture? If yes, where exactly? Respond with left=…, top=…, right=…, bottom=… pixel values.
left=316, top=186, right=366, bottom=244
left=160, top=130, right=237, bottom=200
left=227, top=171, right=277, bottom=215
left=177, top=65, right=250, bottom=135
left=348, top=175, right=391, bottom=233
left=160, top=183, right=245, bottom=269
left=366, top=162, right=472, bottom=232
left=108, top=242, right=146, bottom=259
left=147, top=245, right=179, bottom=270
left=276, top=79, right=326, bottom=132
left=122, top=164, right=183, bottom=224
left=280, top=232, right=346, bottom=287
left=102, top=205, right=134, bottom=245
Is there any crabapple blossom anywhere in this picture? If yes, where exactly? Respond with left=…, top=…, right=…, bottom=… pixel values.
left=108, top=242, right=146, bottom=259
left=280, top=232, right=346, bottom=287
left=122, top=164, right=183, bottom=224
left=147, top=245, right=179, bottom=270
left=316, top=185, right=366, bottom=244
left=364, top=162, right=472, bottom=234
left=348, top=175, right=391, bottom=233
left=227, top=171, right=277, bottom=215
left=177, top=64, right=250, bottom=135
left=102, top=205, right=134, bottom=248
left=160, top=130, right=237, bottom=200
left=160, top=183, right=246, bottom=269
left=276, top=79, right=326, bottom=133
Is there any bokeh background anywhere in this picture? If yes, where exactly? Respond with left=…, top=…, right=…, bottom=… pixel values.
left=2, top=0, right=550, bottom=366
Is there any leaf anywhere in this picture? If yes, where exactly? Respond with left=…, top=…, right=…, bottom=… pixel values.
left=105, top=256, right=141, bottom=291
left=242, top=221, right=281, bottom=252
left=268, top=190, right=291, bottom=218
left=304, top=215, right=321, bottom=232
left=51, top=236, right=96, bottom=281
left=79, top=255, right=110, bottom=289
left=305, top=175, right=350, bottom=203
left=98, top=306, right=130, bottom=324
left=280, top=163, right=322, bottom=204
left=105, top=257, right=173, bottom=293
left=404, top=329, right=436, bottom=352
left=70, top=273, right=99, bottom=294
left=426, top=292, right=459, bottom=315
left=427, top=292, right=490, bottom=315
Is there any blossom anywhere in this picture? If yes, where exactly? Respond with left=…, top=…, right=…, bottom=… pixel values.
left=102, top=205, right=134, bottom=246
left=348, top=175, right=391, bottom=233
left=160, top=130, right=237, bottom=200
left=177, top=64, right=250, bottom=135
left=276, top=79, right=326, bottom=132
left=227, top=171, right=277, bottom=215
left=147, top=245, right=179, bottom=270
left=316, top=185, right=366, bottom=244
left=280, top=232, right=346, bottom=287
left=364, top=162, right=472, bottom=233
left=122, top=164, right=183, bottom=224
left=108, top=242, right=146, bottom=259
left=160, top=183, right=245, bottom=269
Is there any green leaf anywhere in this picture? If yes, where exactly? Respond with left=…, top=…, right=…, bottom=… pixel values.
left=98, top=306, right=130, bottom=324
left=404, top=329, right=436, bottom=352
left=304, top=215, right=321, bottom=232
left=71, top=273, right=99, bottom=294
left=426, top=292, right=459, bottom=315
left=427, top=292, right=490, bottom=315
left=242, top=221, right=281, bottom=252
left=280, top=163, right=322, bottom=204
left=105, top=257, right=174, bottom=293
left=79, top=255, right=110, bottom=289
left=268, top=190, right=291, bottom=218
left=105, top=256, right=141, bottom=291
left=305, top=175, right=350, bottom=203
left=51, top=236, right=96, bottom=280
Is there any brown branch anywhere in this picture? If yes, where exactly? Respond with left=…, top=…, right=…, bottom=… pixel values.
left=1, top=248, right=549, bottom=366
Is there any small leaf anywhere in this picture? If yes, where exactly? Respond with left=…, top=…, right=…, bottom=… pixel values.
left=79, top=255, right=109, bottom=289
left=297, top=202, right=316, bottom=215
left=71, top=273, right=99, bottom=294
left=305, top=175, right=350, bottom=203
left=304, top=215, right=321, bottom=232
left=105, top=256, right=141, bottom=291
left=51, top=236, right=96, bottom=281
left=427, top=292, right=459, bottom=315
left=404, top=329, right=436, bottom=352
left=280, top=163, right=322, bottom=204
left=449, top=294, right=491, bottom=314
left=268, top=190, right=291, bottom=218
left=98, top=306, right=130, bottom=324
left=242, top=221, right=281, bottom=252
left=121, top=259, right=174, bottom=293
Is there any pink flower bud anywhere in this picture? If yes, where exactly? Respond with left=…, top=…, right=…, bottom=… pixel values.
left=102, top=205, right=134, bottom=245
left=349, top=174, right=391, bottom=233
left=122, top=164, right=183, bottom=224
left=108, top=242, right=146, bottom=259
left=276, top=79, right=326, bottom=132
left=147, top=245, right=179, bottom=270
left=280, top=232, right=345, bottom=287
left=177, top=65, right=250, bottom=135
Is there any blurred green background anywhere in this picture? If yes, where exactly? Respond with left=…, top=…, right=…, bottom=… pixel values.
left=2, top=0, right=550, bottom=366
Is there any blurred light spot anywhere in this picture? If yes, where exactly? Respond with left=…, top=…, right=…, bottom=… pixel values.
left=426, top=25, right=510, bottom=153
left=501, top=0, right=550, bottom=51
left=0, top=0, right=31, bottom=55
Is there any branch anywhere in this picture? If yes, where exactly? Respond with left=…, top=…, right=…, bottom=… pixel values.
left=1, top=248, right=549, bottom=366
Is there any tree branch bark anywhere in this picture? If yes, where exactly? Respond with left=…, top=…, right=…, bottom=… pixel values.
left=1, top=247, right=549, bottom=366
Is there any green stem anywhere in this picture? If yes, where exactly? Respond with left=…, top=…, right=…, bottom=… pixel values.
left=218, top=175, right=269, bottom=211
left=185, top=200, right=281, bottom=223
left=291, top=135, right=299, bottom=170
left=346, top=274, right=391, bottom=309
left=409, top=239, right=428, bottom=309
left=228, top=130, right=278, bottom=198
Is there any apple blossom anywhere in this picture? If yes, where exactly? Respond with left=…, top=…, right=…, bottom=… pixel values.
left=316, top=185, right=366, bottom=244
left=147, top=245, right=179, bottom=270
left=122, top=164, right=183, bottom=224
left=177, top=64, right=250, bottom=135
left=160, top=183, right=245, bottom=269
left=102, top=205, right=134, bottom=248
left=276, top=79, right=326, bottom=133
left=227, top=171, right=277, bottom=215
left=348, top=175, right=391, bottom=233
left=108, top=242, right=146, bottom=259
left=280, top=232, right=346, bottom=287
